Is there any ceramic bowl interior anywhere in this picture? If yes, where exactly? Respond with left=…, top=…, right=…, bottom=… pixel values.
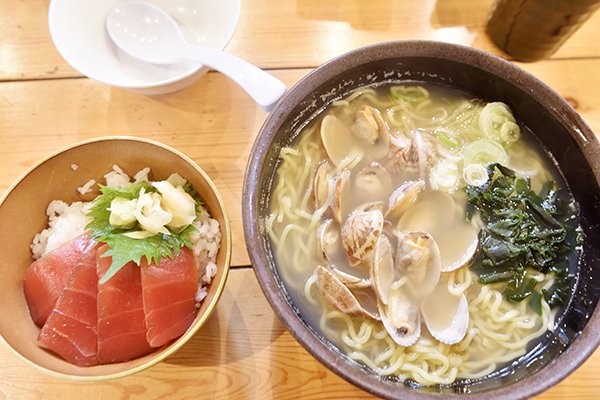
left=0, top=137, right=231, bottom=380
left=49, top=0, right=240, bottom=94
left=243, top=41, right=600, bottom=399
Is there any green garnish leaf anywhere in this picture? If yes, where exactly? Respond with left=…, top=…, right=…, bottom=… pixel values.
left=529, top=291, right=543, bottom=315
left=504, top=274, right=537, bottom=302
left=86, top=180, right=200, bottom=284
left=543, top=275, right=573, bottom=308
left=182, top=182, right=204, bottom=211
left=466, top=163, right=577, bottom=308
left=97, top=225, right=195, bottom=284
left=478, top=270, right=515, bottom=284
left=434, top=130, right=460, bottom=148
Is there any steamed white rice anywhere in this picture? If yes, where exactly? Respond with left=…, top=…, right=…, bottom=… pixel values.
left=30, top=165, right=221, bottom=295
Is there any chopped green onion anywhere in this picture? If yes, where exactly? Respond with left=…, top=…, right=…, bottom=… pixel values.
left=463, top=164, right=488, bottom=186
left=390, top=85, right=429, bottom=103
left=434, top=129, right=460, bottom=148
left=462, top=138, right=509, bottom=167
left=500, top=121, right=520, bottom=143
left=429, top=159, right=460, bottom=192
left=479, top=102, right=517, bottom=143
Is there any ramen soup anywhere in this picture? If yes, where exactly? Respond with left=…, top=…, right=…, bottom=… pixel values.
left=267, top=83, right=580, bottom=386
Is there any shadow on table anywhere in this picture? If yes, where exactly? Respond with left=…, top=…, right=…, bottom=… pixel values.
left=164, top=270, right=285, bottom=368
left=430, top=0, right=491, bottom=28
left=295, top=0, right=393, bottom=30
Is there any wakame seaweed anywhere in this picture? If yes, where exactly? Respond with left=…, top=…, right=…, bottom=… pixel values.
left=465, top=163, right=579, bottom=311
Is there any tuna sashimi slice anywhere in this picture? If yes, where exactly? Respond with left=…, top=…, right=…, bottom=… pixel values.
left=97, top=246, right=153, bottom=363
left=140, top=247, right=198, bottom=347
left=37, top=247, right=99, bottom=367
left=24, top=234, right=96, bottom=326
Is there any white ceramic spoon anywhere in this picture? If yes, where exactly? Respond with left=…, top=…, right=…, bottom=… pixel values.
left=106, top=1, right=287, bottom=111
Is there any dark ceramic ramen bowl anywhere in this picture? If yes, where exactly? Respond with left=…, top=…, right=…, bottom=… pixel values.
left=242, top=41, right=600, bottom=399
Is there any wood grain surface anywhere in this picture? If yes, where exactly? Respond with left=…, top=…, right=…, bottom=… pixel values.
left=1, top=0, right=600, bottom=398
left=2, top=0, right=600, bottom=81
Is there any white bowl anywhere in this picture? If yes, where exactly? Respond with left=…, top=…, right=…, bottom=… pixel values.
left=49, top=0, right=241, bottom=94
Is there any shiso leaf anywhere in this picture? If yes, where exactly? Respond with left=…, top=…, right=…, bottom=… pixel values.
left=97, top=225, right=196, bottom=284
left=86, top=180, right=201, bottom=284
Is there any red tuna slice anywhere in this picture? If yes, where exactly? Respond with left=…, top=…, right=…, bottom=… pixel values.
left=140, top=247, right=199, bottom=347
left=97, top=246, right=153, bottom=363
left=37, top=246, right=99, bottom=367
left=24, top=234, right=96, bottom=326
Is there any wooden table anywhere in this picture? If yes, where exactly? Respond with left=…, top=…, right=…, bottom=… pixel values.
left=1, top=0, right=599, bottom=398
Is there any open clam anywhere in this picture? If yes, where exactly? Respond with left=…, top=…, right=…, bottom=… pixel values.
left=420, top=278, right=469, bottom=345
left=315, top=265, right=379, bottom=320
left=379, top=288, right=421, bottom=347
left=321, top=115, right=356, bottom=166
left=397, top=191, right=479, bottom=272
left=351, top=105, right=390, bottom=159
left=387, top=131, right=437, bottom=175
left=313, top=160, right=333, bottom=211
left=411, top=131, right=437, bottom=178
left=395, top=231, right=441, bottom=298
left=387, top=133, right=413, bottom=173
left=329, top=169, right=351, bottom=224
left=385, top=179, right=425, bottom=220
left=354, top=162, right=393, bottom=203
left=329, top=265, right=371, bottom=289
left=341, top=209, right=384, bottom=266
left=370, top=234, right=395, bottom=306
left=317, top=219, right=340, bottom=262
left=442, top=238, right=478, bottom=272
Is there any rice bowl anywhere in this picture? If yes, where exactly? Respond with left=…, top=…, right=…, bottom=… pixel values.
left=0, top=136, right=231, bottom=380
left=30, top=164, right=222, bottom=302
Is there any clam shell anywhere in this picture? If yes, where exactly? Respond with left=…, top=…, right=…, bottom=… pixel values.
left=396, top=190, right=479, bottom=272
left=313, top=160, right=333, bottom=211
left=443, top=237, right=478, bottom=272
left=386, top=132, right=437, bottom=175
left=370, top=234, right=395, bottom=306
left=317, top=219, right=339, bottom=262
left=329, top=265, right=371, bottom=289
left=378, top=288, right=421, bottom=347
left=387, top=133, right=413, bottom=173
left=354, top=162, right=393, bottom=203
left=411, top=131, right=437, bottom=178
left=341, top=209, right=384, bottom=266
left=321, top=115, right=355, bottom=166
left=351, top=105, right=390, bottom=159
left=420, top=278, right=469, bottom=345
left=395, top=231, right=441, bottom=298
left=385, top=180, right=425, bottom=220
left=315, top=265, right=379, bottom=320
left=329, top=169, right=351, bottom=224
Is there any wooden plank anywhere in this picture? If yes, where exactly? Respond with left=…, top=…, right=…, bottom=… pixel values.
left=2, top=0, right=600, bottom=81
left=0, top=60, right=599, bottom=267
left=0, top=267, right=597, bottom=399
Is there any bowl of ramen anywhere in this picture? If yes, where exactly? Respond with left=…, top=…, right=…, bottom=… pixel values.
left=242, top=41, right=600, bottom=398
left=0, top=137, right=231, bottom=380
